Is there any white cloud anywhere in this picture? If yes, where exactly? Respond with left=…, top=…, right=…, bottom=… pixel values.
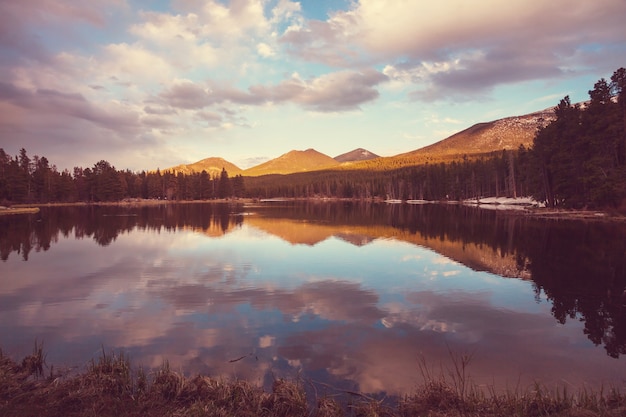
left=271, top=0, right=301, bottom=23
left=257, top=42, right=276, bottom=58
left=103, top=43, right=174, bottom=83
left=170, top=0, right=269, bottom=40
left=130, top=11, right=200, bottom=43
left=433, top=256, right=458, bottom=265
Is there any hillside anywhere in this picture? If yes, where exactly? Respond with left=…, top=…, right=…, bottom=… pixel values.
left=334, top=148, right=380, bottom=163
left=398, top=108, right=555, bottom=159
left=334, top=107, right=556, bottom=172
left=165, top=157, right=243, bottom=177
left=243, top=148, right=340, bottom=176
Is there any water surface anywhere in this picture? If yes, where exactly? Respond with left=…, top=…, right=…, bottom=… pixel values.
left=1, top=202, right=625, bottom=397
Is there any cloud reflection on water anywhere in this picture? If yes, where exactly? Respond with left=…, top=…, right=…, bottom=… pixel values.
left=1, top=215, right=624, bottom=397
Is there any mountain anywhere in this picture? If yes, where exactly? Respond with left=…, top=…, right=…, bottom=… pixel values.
left=165, top=157, right=243, bottom=177
left=164, top=106, right=558, bottom=177
left=334, top=148, right=380, bottom=163
left=398, top=108, right=555, bottom=160
left=243, top=215, right=528, bottom=279
left=243, top=148, right=340, bottom=176
left=327, top=106, right=559, bottom=173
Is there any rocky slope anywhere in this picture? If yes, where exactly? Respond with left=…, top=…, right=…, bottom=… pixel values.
left=399, top=108, right=555, bottom=159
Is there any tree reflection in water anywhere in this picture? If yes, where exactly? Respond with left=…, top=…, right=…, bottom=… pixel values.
left=1, top=201, right=625, bottom=357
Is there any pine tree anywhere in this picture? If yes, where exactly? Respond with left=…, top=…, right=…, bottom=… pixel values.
left=218, top=168, right=231, bottom=199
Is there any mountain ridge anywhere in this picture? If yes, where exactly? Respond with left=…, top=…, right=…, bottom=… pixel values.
left=398, top=107, right=555, bottom=159
left=164, top=105, right=558, bottom=177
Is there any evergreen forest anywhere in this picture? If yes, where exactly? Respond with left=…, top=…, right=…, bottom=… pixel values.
left=1, top=68, right=624, bottom=209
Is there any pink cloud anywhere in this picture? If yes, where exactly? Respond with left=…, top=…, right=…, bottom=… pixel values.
left=159, top=69, right=388, bottom=112
left=280, top=0, right=626, bottom=100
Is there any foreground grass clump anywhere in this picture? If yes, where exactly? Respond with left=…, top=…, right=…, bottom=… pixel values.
left=1, top=346, right=626, bottom=417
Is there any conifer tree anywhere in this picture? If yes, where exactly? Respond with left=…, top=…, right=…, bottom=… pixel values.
left=218, top=168, right=231, bottom=199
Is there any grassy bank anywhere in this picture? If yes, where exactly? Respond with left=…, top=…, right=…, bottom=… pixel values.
left=1, top=345, right=625, bottom=417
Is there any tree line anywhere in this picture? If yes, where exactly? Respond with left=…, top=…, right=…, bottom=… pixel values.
left=0, top=150, right=245, bottom=204
left=1, top=203, right=244, bottom=260
left=1, top=68, right=624, bottom=208
left=244, top=150, right=525, bottom=201
left=529, top=68, right=626, bottom=207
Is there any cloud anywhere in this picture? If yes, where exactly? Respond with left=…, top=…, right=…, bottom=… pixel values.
left=14, top=0, right=127, bottom=26
left=159, top=69, right=388, bottom=112
left=282, top=0, right=626, bottom=100
left=194, top=110, right=223, bottom=122
left=270, top=0, right=302, bottom=22
left=0, top=6, right=48, bottom=64
left=102, top=43, right=175, bottom=84
left=144, top=105, right=178, bottom=115
left=156, top=279, right=385, bottom=325
left=280, top=12, right=364, bottom=67
left=256, top=42, right=276, bottom=58
left=288, top=69, right=388, bottom=112
left=3, top=224, right=620, bottom=396
left=0, top=82, right=140, bottom=133
left=171, top=0, right=270, bottom=40
left=407, top=49, right=565, bottom=102
left=194, top=110, right=224, bottom=128
left=129, top=11, right=224, bottom=70
left=0, top=80, right=172, bottom=170
left=292, top=0, right=626, bottom=60
left=0, top=0, right=128, bottom=64
left=238, top=156, right=270, bottom=169
left=250, top=69, right=389, bottom=112
left=1, top=0, right=624, bottom=172
left=160, top=80, right=212, bottom=109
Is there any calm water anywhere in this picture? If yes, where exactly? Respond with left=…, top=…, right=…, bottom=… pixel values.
left=1, top=202, right=625, bottom=397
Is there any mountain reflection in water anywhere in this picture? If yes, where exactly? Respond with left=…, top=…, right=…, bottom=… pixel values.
left=1, top=202, right=625, bottom=397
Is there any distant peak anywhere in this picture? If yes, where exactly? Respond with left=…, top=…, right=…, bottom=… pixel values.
left=163, top=156, right=242, bottom=175
left=334, top=148, right=380, bottom=163
left=243, top=148, right=338, bottom=176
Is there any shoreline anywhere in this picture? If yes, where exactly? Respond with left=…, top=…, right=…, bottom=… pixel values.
left=4, top=198, right=626, bottom=222
left=517, top=207, right=626, bottom=221
left=2, top=347, right=625, bottom=417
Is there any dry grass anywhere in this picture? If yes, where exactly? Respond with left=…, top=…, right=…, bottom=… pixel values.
left=1, top=346, right=625, bottom=417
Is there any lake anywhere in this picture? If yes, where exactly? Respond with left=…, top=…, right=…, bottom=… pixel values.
left=1, top=201, right=625, bottom=398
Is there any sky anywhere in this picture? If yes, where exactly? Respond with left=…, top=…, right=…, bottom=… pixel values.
left=1, top=0, right=625, bottom=172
